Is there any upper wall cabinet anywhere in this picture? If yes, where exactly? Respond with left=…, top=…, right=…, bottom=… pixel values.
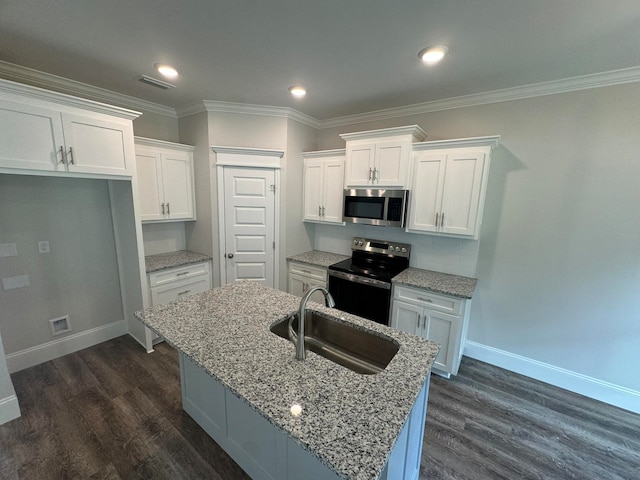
left=340, top=125, right=426, bottom=188
left=407, top=136, right=501, bottom=239
left=134, top=137, right=196, bottom=222
left=0, top=79, right=138, bottom=177
left=302, top=149, right=345, bottom=224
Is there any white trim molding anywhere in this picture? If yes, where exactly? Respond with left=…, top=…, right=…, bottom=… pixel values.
left=212, top=146, right=284, bottom=168
left=0, top=394, right=20, bottom=425
left=0, top=60, right=174, bottom=118
left=464, top=341, right=640, bottom=415
left=5, top=320, right=128, bottom=374
left=178, top=100, right=319, bottom=128
left=318, top=66, right=640, bottom=129
left=413, top=135, right=501, bottom=151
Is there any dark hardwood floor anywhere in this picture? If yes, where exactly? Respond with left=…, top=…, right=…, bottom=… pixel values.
left=1, top=335, right=638, bottom=479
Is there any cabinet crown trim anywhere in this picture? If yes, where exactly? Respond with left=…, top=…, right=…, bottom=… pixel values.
left=302, top=148, right=346, bottom=158
left=413, top=135, right=501, bottom=151
left=134, top=136, right=195, bottom=151
left=340, top=125, right=426, bottom=142
left=0, top=78, right=141, bottom=120
left=211, top=145, right=284, bottom=158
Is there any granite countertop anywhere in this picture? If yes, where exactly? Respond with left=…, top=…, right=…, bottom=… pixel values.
left=392, top=267, right=477, bottom=299
left=145, top=250, right=211, bottom=273
left=287, top=250, right=350, bottom=268
left=135, top=281, right=439, bottom=480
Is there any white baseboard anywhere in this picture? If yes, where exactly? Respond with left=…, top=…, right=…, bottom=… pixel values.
left=5, top=320, right=127, bottom=374
left=0, top=394, right=20, bottom=425
left=464, top=341, right=640, bottom=415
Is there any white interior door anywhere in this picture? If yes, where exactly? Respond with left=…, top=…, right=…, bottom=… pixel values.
left=222, top=167, right=276, bottom=286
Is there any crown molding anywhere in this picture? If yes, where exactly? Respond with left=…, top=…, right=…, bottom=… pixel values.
left=339, top=124, right=426, bottom=142
left=134, top=136, right=195, bottom=151
left=211, top=145, right=285, bottom=157
left=317, top=66, right=640, bottom=129
left=302, top=148, right=346, bottom=158
left=0, top=77, right=141, bottom=120
left=0, top=60, right=177, bottom=118
left=413, top=135, right=501, bottom=151
left=177, top=99, right=319, bottom=128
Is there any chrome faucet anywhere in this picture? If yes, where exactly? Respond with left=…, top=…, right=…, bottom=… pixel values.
left=288, top=286, right=335, bottom=360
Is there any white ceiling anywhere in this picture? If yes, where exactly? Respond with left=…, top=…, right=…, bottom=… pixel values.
left=2, top=0, right=640, bottom=120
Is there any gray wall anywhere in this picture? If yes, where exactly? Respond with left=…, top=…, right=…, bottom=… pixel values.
left=132, top=111, right=180, bottom=143
left=316, top=82, right=640, bottom=392
left=0, top=175, right=123, bottom=354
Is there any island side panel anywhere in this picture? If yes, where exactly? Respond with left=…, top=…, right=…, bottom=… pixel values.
left=180, top=353, right=342, bottom=480
left=381, top=374, right=430, bottom=480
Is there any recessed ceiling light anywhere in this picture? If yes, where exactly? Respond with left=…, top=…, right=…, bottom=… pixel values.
left=288, top=85, right=306, bottom=98
left=418, top=45, right=448, bottom=65
left=154, top=63, right=179, bottom=78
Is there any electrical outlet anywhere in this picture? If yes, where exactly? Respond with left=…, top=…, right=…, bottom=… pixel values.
left=38, top=241, right=50, bottom=254
left=0, top=243, right=17, bottom=257
left=49, top=315, right=71, bottom=336
left=2, top=274, right=30, bottom=291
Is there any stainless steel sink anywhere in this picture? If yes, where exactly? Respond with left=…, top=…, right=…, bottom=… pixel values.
left=271, top=311, right=399, bottom=374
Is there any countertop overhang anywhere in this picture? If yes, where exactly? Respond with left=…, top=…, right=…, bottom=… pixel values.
left=135, top=281, right=439, bottom=480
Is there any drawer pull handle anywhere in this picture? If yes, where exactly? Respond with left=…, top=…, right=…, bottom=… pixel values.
left=417, top=297, right=433, bottom=303
left=301, top=269, right=311, bottom=274
left=59, top=146, right=66, bottom=164
left=178, top=290, right=191, bottom=296
left=176, top=272, right=189, bottom=276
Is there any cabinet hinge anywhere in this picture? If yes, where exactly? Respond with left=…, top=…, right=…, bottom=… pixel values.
left=270, top=184, right=276, bottom=193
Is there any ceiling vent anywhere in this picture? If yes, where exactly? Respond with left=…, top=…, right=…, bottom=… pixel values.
left=138, top=74, right=176, bottom=90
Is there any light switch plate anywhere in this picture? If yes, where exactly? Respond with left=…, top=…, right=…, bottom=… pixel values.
left=38, top=241, right=50, bottom=254
left=2, top=274, right=30, bottom=291
left=0, top=243, right=18, bottom=257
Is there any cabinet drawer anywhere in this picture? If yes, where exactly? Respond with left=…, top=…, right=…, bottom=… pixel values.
left=393, top=285, right=462, bottom=315
left=150, top=275, right=210, bottom=306
left=149, top=261, right=210, bottom=287
left=288, top=261, right=327, bottom=282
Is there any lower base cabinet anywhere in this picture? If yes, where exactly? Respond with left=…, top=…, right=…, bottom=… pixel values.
left=391, top=285, right=470, bottom=377
left=180, top=353, right=430, bottom=480
left=287, top=261, right=328, bottom=304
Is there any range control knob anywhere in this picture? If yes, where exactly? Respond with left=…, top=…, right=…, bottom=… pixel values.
left=357, top=240, right=363, bottom=246
left=395, top=246, right=400, bottom=252
left=353, top=239, right=358, bottom=245
left=388, top=245, right=394, bottom=250
left=401, top=247, right=407, bottom=253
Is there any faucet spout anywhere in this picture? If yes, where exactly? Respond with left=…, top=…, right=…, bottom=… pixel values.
left=289, top=286, right=335, bottom=360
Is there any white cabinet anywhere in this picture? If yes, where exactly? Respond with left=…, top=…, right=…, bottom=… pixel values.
left=302, top=150, right=345, bottom=224
left=287, top=261, right=328, bottom=305
left=135, top=137, right=196, bottom=222
left=0, top=80, right=137, bottom=177
left=390, top=285, right=470, bottom=377
left=407, top=136, right=500, bottom=239
left=148, top=261, right=211, bottom=307
left=340, top=125, right=426, bottom=188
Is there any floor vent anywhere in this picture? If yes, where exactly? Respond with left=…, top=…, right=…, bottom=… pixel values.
left=138, top=75, right=176, bottom=90
left=49, top=315, right=71, bottom=336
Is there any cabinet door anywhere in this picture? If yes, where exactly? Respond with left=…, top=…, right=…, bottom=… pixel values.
left=407, top=151, right=447, bottom=233
left=440, top=151, right=486, bottom=237
left=303, top=159, right=323, bottom=221
left=390, top=300, right=422, bottom=336
left=150, top=275, right=210, bottom=306
left=162, top=151, right=195, bottom=220
left=62, top=113, right=133, bottom=176
left=322, top=158, right=345, bottom=223
left=288, top=273, right=326, bottom=304
left=374, top=140, right=409, bottom=187
left=423, top=309, right=459, bottom=374
left=0, top=100, right=65, bottom=172
left=135, top=150, right=165, bottom=221
left=345, top=143, right=375, bottom=186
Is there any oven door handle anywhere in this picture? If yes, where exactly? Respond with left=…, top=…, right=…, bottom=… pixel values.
left=328, top=270, right=391, bottom=290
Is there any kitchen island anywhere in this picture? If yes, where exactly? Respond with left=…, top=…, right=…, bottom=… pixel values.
left=135, top=281, right=439, bottom=480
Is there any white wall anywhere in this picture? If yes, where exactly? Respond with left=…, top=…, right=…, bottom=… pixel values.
left=316, top=82, right=640, bottom=399
left=141, top=223, right=187, bottom=255
left=0, top=175, right=124, bottom=355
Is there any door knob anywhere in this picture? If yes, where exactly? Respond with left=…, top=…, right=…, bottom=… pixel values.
left=227, top=253, right=234, bottom=258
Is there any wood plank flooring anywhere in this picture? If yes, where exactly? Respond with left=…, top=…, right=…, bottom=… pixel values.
left=1, top=335, right=638, bottom=479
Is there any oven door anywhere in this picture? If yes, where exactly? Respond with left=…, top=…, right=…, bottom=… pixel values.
left=328, top=270, right=392, bottom=325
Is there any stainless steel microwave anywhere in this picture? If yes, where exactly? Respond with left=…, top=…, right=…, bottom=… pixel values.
left=343, top=189, right=409, bottom=227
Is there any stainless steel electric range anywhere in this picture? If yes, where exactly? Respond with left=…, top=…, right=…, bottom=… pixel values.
left=328, top=237, right=411, bottom=325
